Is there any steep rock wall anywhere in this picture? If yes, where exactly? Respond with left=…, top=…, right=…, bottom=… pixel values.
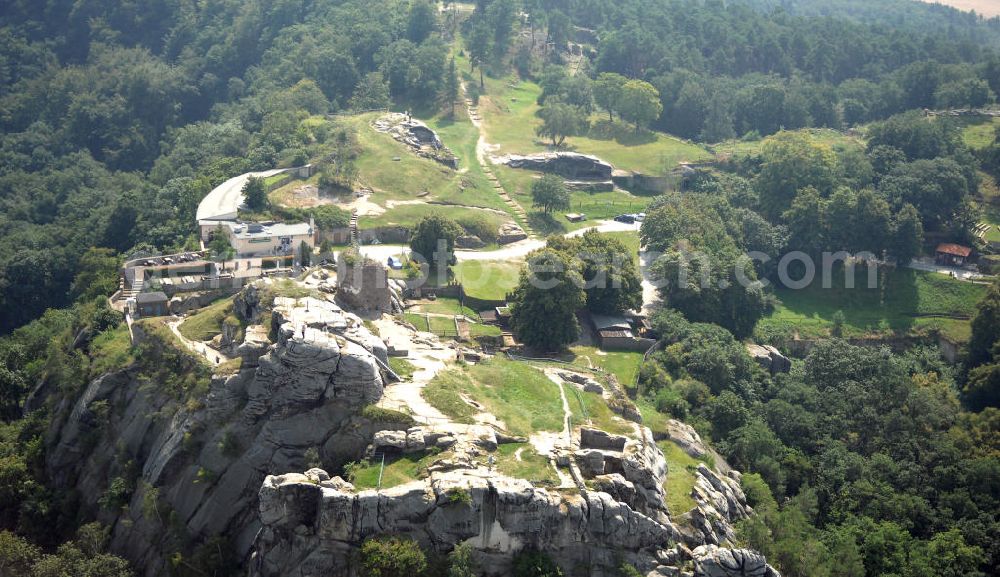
left=42, top=293, right=394, bottom=576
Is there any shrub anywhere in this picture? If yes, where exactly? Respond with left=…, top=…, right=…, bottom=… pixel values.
left=447, top=488, right=472, bottom=506
left=512, top=550, right=563, bottom=577
left=360, top=535, right=428, bottom=577
left=654, top=387, right=689, bottom=418
left=447, top=543, right=478, bottom=577
left=100, top=476, right=132, bottom=510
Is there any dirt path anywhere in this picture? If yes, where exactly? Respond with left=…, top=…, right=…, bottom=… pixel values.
left=167, top=318, right=232, bottom=366
left=460, top=79, right=536, bottom=236
left=372, top=317, right=453, bottom=424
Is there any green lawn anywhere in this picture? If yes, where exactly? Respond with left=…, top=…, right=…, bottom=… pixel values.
left=565, top=346, right=645, bottom=387
left=476, top=76, right=711, bottom=175
left=349, top=450, right=444, bottom=490
left=358, top=203, right=510, bottom=232
left=493, top=164, right=648, bottom=235
left=423, top=358, right=565, bottom=436
left=600, top=231, right=642, bottom=265
left=178, top=298, right=239, bottom=342
left=452, top=259, right=523, bottom=302
left=959, top=116, right=1000, bottom=150
left=495, top=442, right=560, bottom=486
left=711, top=128, right=865, bottom=158
left=409, top=297, right=477, bottom=317
left=657, top=440, right=700, bottom=515
left=403, top=311, right=498, bottom=338
left=757, top=267, right=988, bottom=342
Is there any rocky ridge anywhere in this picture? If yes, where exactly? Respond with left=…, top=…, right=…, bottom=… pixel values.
left=40, top=280, right=777, bottom=577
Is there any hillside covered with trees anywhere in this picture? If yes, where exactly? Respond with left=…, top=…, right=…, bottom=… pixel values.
left=2, top=1, right=1000, bottom=576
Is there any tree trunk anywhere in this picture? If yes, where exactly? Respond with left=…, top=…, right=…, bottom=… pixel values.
left=479, top=68, right=484, bottom=90
left=608, top=109, right=613, bottom=122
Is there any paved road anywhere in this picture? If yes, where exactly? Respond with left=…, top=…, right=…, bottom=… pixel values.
left=907, top=258, right=991, bottom=281
left=358, top=220, right=640, bottom=263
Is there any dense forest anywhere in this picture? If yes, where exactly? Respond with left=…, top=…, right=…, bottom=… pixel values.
left=1, top=0, right=998, bottom=332
left=1, top=0, right=1000, bottom=576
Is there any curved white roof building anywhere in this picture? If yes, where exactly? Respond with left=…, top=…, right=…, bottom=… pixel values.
left=196, top=168, right=290, bottom=223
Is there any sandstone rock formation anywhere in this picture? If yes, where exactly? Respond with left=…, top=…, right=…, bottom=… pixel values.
left=250, top=469, right=676, bottom=577
left=40, top=280, right=777, bottom=577
left=691, top=545, right=781, bottom=577
left=497, top=222, right=528, bottom=244
left=42, top=284, right=399, bottom=576
left=373, top=113, right=459, bottom=169
left=499, top=152, right=614, bottom=180
left=746, top=343, right=791, bottom=375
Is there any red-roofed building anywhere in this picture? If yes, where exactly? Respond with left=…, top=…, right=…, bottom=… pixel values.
left=935, top=243, right=973, bottom=266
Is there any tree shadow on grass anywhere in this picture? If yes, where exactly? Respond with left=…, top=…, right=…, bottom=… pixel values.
left=587, top=119, right=658, bottom=146
left=528, top=211, right=567, bottom=236
left=771, top=263, right=918, bottom=337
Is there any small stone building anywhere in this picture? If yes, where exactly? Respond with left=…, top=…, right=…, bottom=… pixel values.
left=135, top=291, right=169, bottom=318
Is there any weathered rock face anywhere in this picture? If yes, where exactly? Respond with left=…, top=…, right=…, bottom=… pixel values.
left=497, top=222, right=528, bottom=245
left=42, top=287, right=396, bottom=577
left=336, top=253, right=399, bottom=314
left=250, top=470, right=676, bottom=577
left=746, top=344, right=791, bottom=375
left=499, top=152, right=614, bottom=180
left=691, top=545, right=781, bottom=577
left=456, top=234, right=486, bottom=249
left=680, top=465, right=753, bottom=546
left=373, top=113, right=459, bottom=169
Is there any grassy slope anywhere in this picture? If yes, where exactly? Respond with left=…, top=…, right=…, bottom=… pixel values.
left=89, top=326, right=137, bottom=376
left=424, top=358, right=565, bottom=436
left=359, top=202, right=508, bottom=231
left=711, top=128, right=865, bottom=157
left=178, top=298, right=236, bottom=342
left=475, top=74, right=711, bottom=175
left=657, top=440, right=701, bottom=515
left=960, top=116, right=1000, bottom=150
left=495, top=442, right=560, bottom=486
left=452, top=259, right=523, bottom=301
left=758, top=267, right=988, bottom=342
left=565, top=346, right=645, bottom=386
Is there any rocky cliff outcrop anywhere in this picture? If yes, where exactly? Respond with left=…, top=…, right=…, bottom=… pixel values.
left=40, top=280, right=778, bottom=577
left=42, top=285, right=399, bottom=576
left=250, top=469, right=676, bottom=577
left=691, top=545, right=780, bottom=577
left=373, top=113, right=459, bottom=169
left=498, top=152, right=614, bottom=180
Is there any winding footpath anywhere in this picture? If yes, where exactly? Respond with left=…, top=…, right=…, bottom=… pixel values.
left=461, top=80, right=536, bottom=236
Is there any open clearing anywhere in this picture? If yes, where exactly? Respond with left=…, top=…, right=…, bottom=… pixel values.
left=757, top=267, right=988, bottom=342
left=423, top=358, right=565, bottom=437
left=462, top=55, right=711, bottom=175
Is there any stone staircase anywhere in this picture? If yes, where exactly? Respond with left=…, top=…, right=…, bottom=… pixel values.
left=465, top=98, right=534, bottom=237
left=122, top=276, right=143, bottom=301
left=349, top=209, right=359, bottom=246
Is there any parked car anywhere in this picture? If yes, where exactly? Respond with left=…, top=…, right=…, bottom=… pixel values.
left=614, top=214, right=636, bottom=224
